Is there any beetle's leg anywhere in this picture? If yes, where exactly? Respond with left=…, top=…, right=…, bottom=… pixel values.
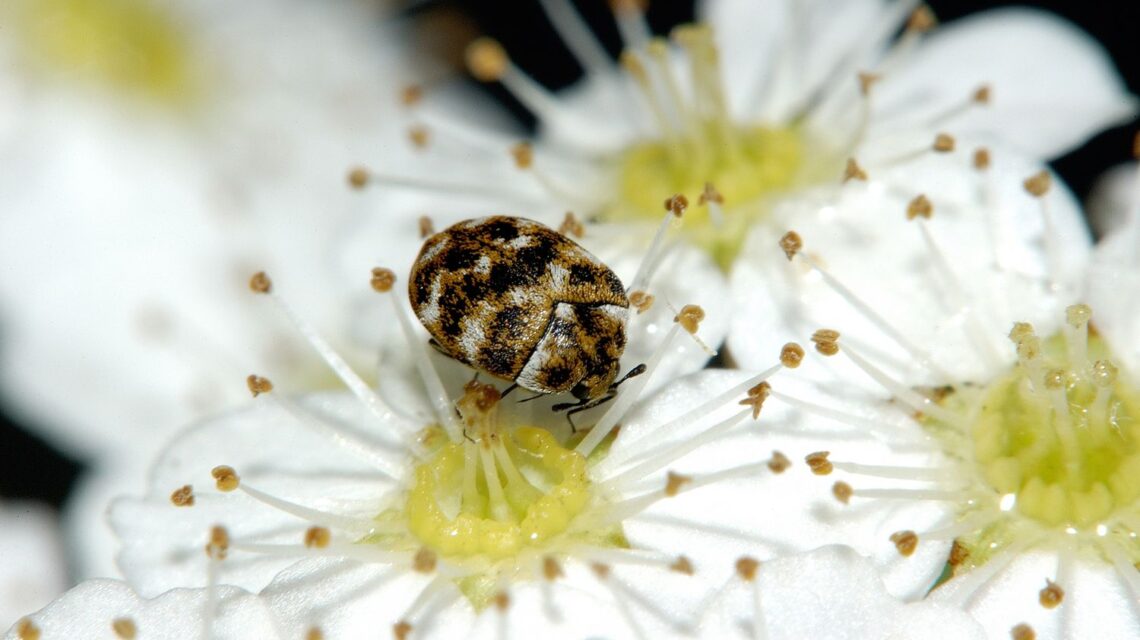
left=516, top=391, right=547, bottom=404
left=553, top=393, right=617, bottom=433
left=500, top=383, right=518, bottom=398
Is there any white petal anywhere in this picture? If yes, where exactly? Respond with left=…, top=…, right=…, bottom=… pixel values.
left=0, top=502, right=66, bottom=631
left=1086, top=163, right=1139, bottom=239
left=872, top=9, right=1137, bottom=158
left=5, top=579, right=278, bottom=640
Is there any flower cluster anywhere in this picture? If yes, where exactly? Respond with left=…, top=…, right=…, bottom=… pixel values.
left=3, top=1, right=1139, bottom=639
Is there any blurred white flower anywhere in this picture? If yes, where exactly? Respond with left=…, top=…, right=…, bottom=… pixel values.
left=723, top=141, right=1140, bottom=638
left=0, top=0, right=422, bottom=579
left=343, top=0, right=1135, bottom=274
left=0, top=502, right=66, bottom=631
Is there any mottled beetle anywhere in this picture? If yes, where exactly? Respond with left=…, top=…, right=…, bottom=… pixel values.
left=409, top=216, right=643, bottom=418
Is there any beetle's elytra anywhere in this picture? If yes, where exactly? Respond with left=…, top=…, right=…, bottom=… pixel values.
left=409, top=216, right=629, bottom=401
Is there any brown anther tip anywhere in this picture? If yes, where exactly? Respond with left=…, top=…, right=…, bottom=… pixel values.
left=906, top=194, right=933, bottom=220
left=418, top=216, right=435, bottom=239
left=739, top=381, right=771, bottom=420
left=246, top=374, right=273, bottom=397
left=857, top=72, right=881, bottom=97
left=889, top=530, right=918, bottom=557
left=780, top=342, right=805, bottom=368
left=211, top=465, right=240, bottom=492
left=906, top=5, right=937, bottom=32
left=832, top=481, right=853, bottom=504
left=767, top=451, right=791, bottom=474
left=973, top=85, right=992, bottom=104
left=674, top=304, right=705, bottom=334
left=932, top=133, right=956, bottom=153
left=493, top=591, right=511, bottom=611
left=699, top=182, right=725, bottom=206
left=843, top=158, right=868, bottom=182
left=948, top=539, right=970, bottom=567
left=249, top=271, right=272, bottom=294
left=670, top=556, right=695, bottom=575
left=1008, top=321, right=1035, bottom=343
left=558, top=211, right=585, bottom=238
left=1043, top=369, right=1066, bottom=390
left=591, top=562, right=611, bottom=579
left=400, top=84, right=424, bottom=107
left=413, top=547, right=438, bottom=573
left=619, top=50, right=648, bottom=80
left=393, top=621, right=413, bottom=640
left=779, top=231, right=803, bottom=260
left=810, top=329, right=840, bottom=356
left=665, top=471, right=692, bottom=497
left=628, top=290, right=655, bottom=314
left=170, top=485, right=195, bottom=507
left=973, top=148, right=991, bottom=170
left=465, top=37, right=508, bottom=82
left=735, top=557, right=760, bottom=581
left=664, top=193, right=689, bottom=217
left=303, top=526, right=331, bottom=549
left=805, top=451, right=833, bottom=475
left=370, top=267, right=397, bottom=293
left=1038, top=580, right=1064, bottom=609
left=16, top=618, right=41, bottom=640
left=1132, top=131, right=1140, bottom=159
left=543, top=556, right=564, bottom=581
left=408, top=126, right=430, bottom=149
left=347, top=167, right=370, bottom=190
left=305, top=628, right=325, bottom=640
left=610, top=0, right=649, bottom=13
left=510, top=142, right=533, bottom=169
left=112, top=617, right=138, bottom=639
left=1011, top=623, right=1036, bottom=640
left=205, top=525, right=230, bottom=561
left=1023, top=170, right=1052, bottom=197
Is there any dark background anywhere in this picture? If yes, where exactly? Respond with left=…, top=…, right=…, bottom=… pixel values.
left=2, top=0, right=1137, bottom=514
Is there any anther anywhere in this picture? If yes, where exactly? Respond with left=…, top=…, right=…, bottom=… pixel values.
left=543, top=556, right=564, bottom=581
left=591, top=562, right=611, bottom=579
left=16, top=619, right=41, bottom=640
left=665, top=471, right=692, bottom=496
left=857, top=72, right=881, bottom=97
left=347, top=167, right=370, bottom=190
left=1023, top=171, right=1052, bottom=197
left=670, top=556, right=695, bottom=575
left=1043, top=369, right=1065, bottom=390
left=949, top=540, right=970, bottom=566
left=1133, top=131, right=1140, bottom=159
left=1038, top=580, right=1064, bottom=608
left=249, top=271, right=272, bottom=294
left=465, top=38, right=508, bottom=82
left=246, top=374, right=273, bottom=397
left=510, top=142, right=533, bottom=169
left=843, top=158, right=868, bottom=182
left=675, top=304, right=705, bottom=334
left=393, top=621, right=412, bottom=640
left=779, top=231, right=803, bottom=260
left=735, top=557, right=760, bottom=581
left=832, top=481, right=853, bottom=504
left=973, top=85, right=992, bottom=104
left=1009, top=322, right=1035, bottom=343
left=1011, top=624, right=1036, bottom=640
left=805, top=451, right=833, bottom=475
left=889, top=530, right=918, bottom=557
left=211, top=466, right=240, bottom=492
left=664, top=193, right=688, bottom=217
left=413, top=548, right=438, bottom=573
left=1066, top=303, right=1091, bottom=328
left=932, top=133, right=956, bottom=153
left=112, top=617, right=137, bottom=639
left=408, top=126, right=430, bottom=149
left=629, top=290, right=655, bottom=314
left=780, top=343, right=805, bottom=368
left=170, top=485, right=195, bottom=507
left=973, top=148, right=991, bottom=170
left=494, top=591, right=510, bottom=611
left=370, top=267, right=396, bottom=293
left=418, top=216, right=435, bottom=239
left=558, top=211, right=585, bottom=238
left=906, top=5, right=937, bottom=33
left=400, top=84, right=423, bottom=107
left=205, top=525, right=230, bottom=560
left=699, top=183, right=725, bottom=206
left=1091, top=360, right=1118, bottom=387
left=810, top=329, right=840, bottom=356
left=767, top=451, right=791, bottom=474
left=906, top=195, right=933, bottom=220
left=738, top=382, right=771, bottom=420
left=306, top=628, right=324, bottom=640
left=303, top=526, right=331, bottom=549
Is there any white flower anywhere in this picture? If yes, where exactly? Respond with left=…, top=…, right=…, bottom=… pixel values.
left=723, top=138, right=1140, bottom=639
left=343, top=0, right=1134, bottom=273
left=5, top=579, right=277, bottom=640
left=0, top=502, right=66, bottom=631
left=105, top=268, right=800, bottom=638
left=0, top=0, right=418, bottom=578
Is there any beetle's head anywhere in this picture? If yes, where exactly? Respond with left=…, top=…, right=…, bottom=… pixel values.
left=571, top=360, right=620, bottom=401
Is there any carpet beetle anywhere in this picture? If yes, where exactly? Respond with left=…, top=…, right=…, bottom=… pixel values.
left=409, top=216, right=641, bottom=413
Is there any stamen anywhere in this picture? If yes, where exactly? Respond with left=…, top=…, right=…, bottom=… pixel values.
left=700, top=183, right=726, bottom=227
left=924, top=86, right=991, bottom=128
left=839, top=341, right=964, bottom=426
left=344, top=165, right=541, bottom=203
left=558, top=212, right=585, bottom=239
left=626, top=197, right=687, bottom=297
left=889, top=530, right=918, bottom=557
left=769, top=389, right=912, bottom=441
left=1089, top=359, right=1118, bottom=433
left=1063, top=303, right=1091, bottom=372
left=830, top=460, right=956, bottom=481
left=1038, top=579, right=1064, bottom=609
left=922, top=511, right=999, bottom=541
left=536, top=0, right=612, bottom=76
left=843, top=158, right=868, bottom=183
left=419, top=216, right=435, bottom=239
left=1104, top=540, right=1140, bottom=603
left=1011, top=624, right=1037, bottom=640
left=15, top=619, right=40, bottom=640
left=214, top=467, right=379, bottom=534
left=943, top=537, right=1037, bottom=608
left=621, top=50, right=683, bottom=151
left=594, top=462, right=770, bottom=525
left=466, top=38, right=584, bottom=131
left=1023, top=171, right=1064, bottom=290
left=847, top=486, right=971, bottom=501
left=610, top=0, right=652, bottom=51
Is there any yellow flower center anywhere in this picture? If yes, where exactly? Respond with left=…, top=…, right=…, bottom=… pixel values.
left=10, top=0, right=199, bottom=103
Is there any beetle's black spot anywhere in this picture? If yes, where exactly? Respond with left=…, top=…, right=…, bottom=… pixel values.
left=569, top=264, right=596, bottom=287
left=460, top=272, right=491, bottom=300
left=516, top=242, right=558, bottom=280
left=481, top=218, right=520, bottom=242
left=495, top=306, right=527, bottom=339
left=544, top=363, right=574, bottom=389
left=441, top=246, right=480, bottom=271
left=480, top=344, right=517, bottom=376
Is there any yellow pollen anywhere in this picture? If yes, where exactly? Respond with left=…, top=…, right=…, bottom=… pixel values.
left=629, top=290, right=655, bottom=314
left=170, top=484, right=195, bottom=507
left=211, top=466, right=240, bottom=492
left=1038, top=580, right=1064, bottom=608
left=832, top=481, right=852, bottom=504
left=418, top=216, right=435, bottom=239
left=304, top=526, right=331, bottom=549
left=781, top=343, right=805, bottom=368
left=246, top=374, right=273, bottom=397
left=1023, top=171, right=1052, bottom=197
left=670, top=556, right=695, bottom=575
left=543, top=556, right=564, bottom=581
left=768, top=451, right=792, bottom=474
left=735, top=557, right=760, bottom=581
left=112, top=618, right=137, bottom=639
left=843, top=158, right=868, bottom=182
left=932, top=133, right=956, bottom=153
left=248, top=271, right=272, bottom=294
left=465, top=38, right=508, bottom=82
left=805, top=451, right=833, bottom=475
left=779, top=231, right=803, bottom=260
left=205, top=525, right=230, bottom=560
left=393, top=621, right=412, bottom=640
left=906, top=195, right=933, bottom=220
left=675, top=304, right=705, bottom=334
left=16, top=619, right=40, bottom=640
left=973, top=148, right=992, bottom=170
left=370, top=268, right=396, bottom=293
left=1011, top=624, right=1036, bottom=640
left=811, top=329, right=840, bottom=356
left=665, top=471, right=692, bottom=497
left=889, top=530, right=918, bottom=557
left=347, top=167, right=370, bottom=189
left=413, top=547, right=438, bottom=573
left=558, top=212, right=585, bottom=238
